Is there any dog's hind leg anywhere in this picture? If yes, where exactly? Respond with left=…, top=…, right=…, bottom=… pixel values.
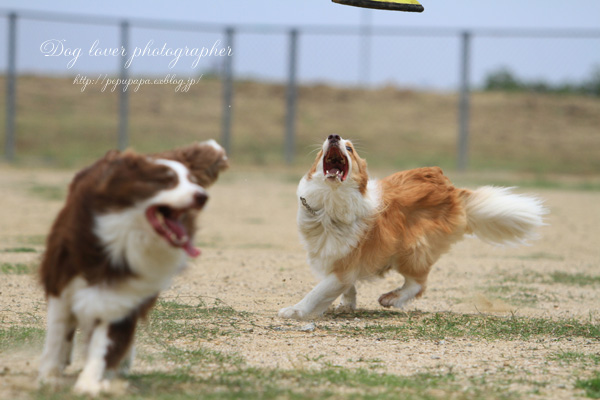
left=378, top=275, right=427, bottom=309
left=279, top=274, right=352, bottom=319
left=38, top=296, right=75, bottom=385
left=118, top=344, right=135, bottom=377
left=337, top=284, right=357, bottom=311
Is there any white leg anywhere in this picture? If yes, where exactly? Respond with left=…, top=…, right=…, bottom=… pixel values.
left=38, top=296, right=74, bottom=384
left=336, top=285, right=357, bottom=311
left=74, top=322, right=111, bottom=396
left=279, top=274, right=351, bottom=320
left=119, top=343, right=135, bottom=376
left=378, top=277, right=423, bottom=308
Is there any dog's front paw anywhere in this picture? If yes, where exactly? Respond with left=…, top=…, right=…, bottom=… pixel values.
left=74, top=376, right=111, bottom=396
left=278, top=306, right=309, bottom=320
left=335, top=303, right=356, bottom=314
left=378, top=290, right=413, bottom=309
left=37, top=370, right=62, bottom=389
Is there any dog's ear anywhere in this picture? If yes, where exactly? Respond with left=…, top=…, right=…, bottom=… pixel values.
left=94, top=151, right=181, bottom=208
left=69, top=149, right=122, bottom=193
left=94, top=150, right=137, bottom=194
left=157, top=140, right=229, bottom=187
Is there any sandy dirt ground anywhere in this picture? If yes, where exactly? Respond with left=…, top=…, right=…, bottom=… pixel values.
left=0, top=165, right=599, bottom=399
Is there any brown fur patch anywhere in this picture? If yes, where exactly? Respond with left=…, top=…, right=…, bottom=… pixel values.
left=332, top=166, right=468, bottom=295
left=104, top=296, right=157, bottom=369
left=344, top=141, right=369, bottom=195
left=156, top=142, right=229, bottom=188
left=306, top=150, right=323, bottom=181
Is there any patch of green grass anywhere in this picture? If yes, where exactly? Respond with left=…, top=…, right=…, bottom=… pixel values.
left=121, top=369, right=476, bottom=400
left=334, top=309, right=406, bottom=320
left=576, top=372, right=600, bottom=399
left=549, top=272, right=600, bottom=286
left=0, top=262, right=32, bottom=275
left=482, top=283, right=559, bottom=307
left=162, top=346, right=245, bottom=368
left=549, top=350, right=600, bottom=366
left=513, top=252, right=565, bottom=261
left=0, top=247, right=37, bottom=253
left=0, top=326, right=45, bottom=350
left=152, top=299, right=244, bottom=320
left=16, top=235, right=46, bottom=246
left=143, top=299, right=249, bottom=342
left=32, top=367, right=482, bottom=400
left=506, top=291, right=543, bottom=307
left=499, top=269, right=544, bottom=284
left=332, top=312, right=600, bottom=341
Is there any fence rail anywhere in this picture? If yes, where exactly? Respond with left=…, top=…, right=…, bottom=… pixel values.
left=3, top=9, right=600, bottom=167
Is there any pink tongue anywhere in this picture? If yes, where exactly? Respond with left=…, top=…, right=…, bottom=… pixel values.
left=328, top=168, right=340, bottom=175
left=184, top=241, right=201, bottom=258
left=165, top=219, right=186, bottom=237
left=164, top=218, right=201, bottom=258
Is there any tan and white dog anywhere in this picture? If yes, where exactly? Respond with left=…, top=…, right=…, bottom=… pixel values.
left=279, top=134, right=547, bottom=320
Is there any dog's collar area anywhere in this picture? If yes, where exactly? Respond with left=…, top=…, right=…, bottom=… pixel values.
left=300, top=196, right=318, bottom=216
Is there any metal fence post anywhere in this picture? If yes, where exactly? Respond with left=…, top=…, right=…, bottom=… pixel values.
left=221, top=27, right=234, bottom=155
left=118, top=20, right=130, bottom=151
left=285, top=28, right=299, bottom=165
left=5, top=12, right=17, bottom=162
left=457, top=30, right=471, bottom=171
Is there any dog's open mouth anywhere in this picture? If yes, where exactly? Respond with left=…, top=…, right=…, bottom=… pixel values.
left=145, top=205, right=200, bottom=258
left=323, top=146, right=349, bottom=182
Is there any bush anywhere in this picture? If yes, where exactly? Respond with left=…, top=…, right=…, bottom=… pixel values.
left=483, top=65, right=600, bottom=97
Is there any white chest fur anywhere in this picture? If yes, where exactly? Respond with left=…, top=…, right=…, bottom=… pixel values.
left=74, top=210, right=187, bottom=324
left=296, top=176, right=380, bottom=277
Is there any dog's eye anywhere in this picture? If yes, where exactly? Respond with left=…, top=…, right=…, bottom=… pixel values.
left=345, top=146, right=353, bottom=153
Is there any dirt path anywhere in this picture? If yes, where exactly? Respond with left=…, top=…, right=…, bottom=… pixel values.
left=0, top=166, right=599, bottom=399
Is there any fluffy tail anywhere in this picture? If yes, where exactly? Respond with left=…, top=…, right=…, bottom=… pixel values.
left=463, top=186, right=548, bottom=246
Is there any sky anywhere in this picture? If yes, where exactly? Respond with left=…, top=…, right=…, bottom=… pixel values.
left=1, top=0, right=599, bottom=89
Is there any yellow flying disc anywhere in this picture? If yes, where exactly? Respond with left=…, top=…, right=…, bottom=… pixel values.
left=332, top=0, right=424, bottom=12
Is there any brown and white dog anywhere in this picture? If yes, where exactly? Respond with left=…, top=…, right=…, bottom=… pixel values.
left=38, top=140, right=228, bottom=395
left=279, top=134, right=547, bottom=320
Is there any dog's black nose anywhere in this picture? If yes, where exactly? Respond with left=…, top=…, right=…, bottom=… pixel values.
left=328, top=134, right=341, bottom=143
left=194, top=192, right=208, bottom=209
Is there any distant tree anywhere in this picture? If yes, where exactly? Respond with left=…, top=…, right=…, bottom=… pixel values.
left=483, top=65, right=600, bottom=97
left=583, top=65, right=600, bottom=96
left=483, top=68, right=522, bottom=91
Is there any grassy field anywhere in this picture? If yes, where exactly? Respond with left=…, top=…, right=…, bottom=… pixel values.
left=0, top=75, right=599, bottom=174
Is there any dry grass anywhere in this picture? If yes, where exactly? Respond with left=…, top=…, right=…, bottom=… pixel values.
left=0, top=75, right=599, bottom=173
